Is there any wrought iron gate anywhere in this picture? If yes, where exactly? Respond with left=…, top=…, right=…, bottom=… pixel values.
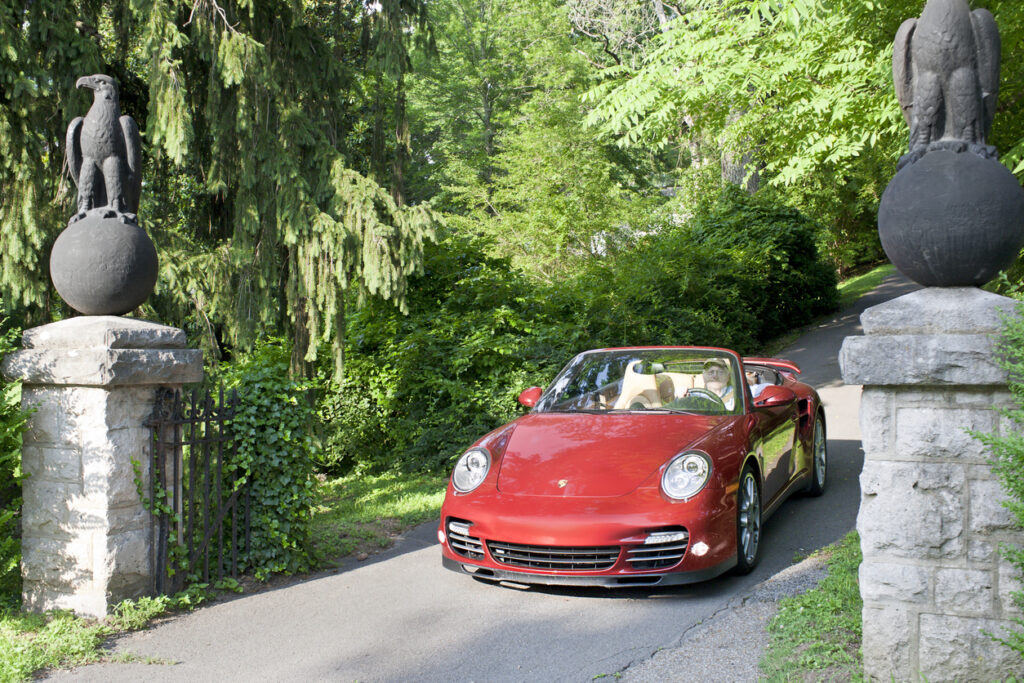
left=146, top=386, right=249, bottom=594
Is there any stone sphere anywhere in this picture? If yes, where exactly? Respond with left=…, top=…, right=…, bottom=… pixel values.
left=878, top=150, right=1024, bottom=287
left=50, top=214, right=158, bottom=315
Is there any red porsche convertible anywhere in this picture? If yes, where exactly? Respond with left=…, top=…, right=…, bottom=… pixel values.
left=438, top=346, right=827, bottom=587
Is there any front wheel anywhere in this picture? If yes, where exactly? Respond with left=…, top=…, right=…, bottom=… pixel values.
left=806, top=412, right=827, bottom=497
left=733, top=464, right=762, bottom=575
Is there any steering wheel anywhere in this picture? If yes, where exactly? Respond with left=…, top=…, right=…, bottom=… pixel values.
left=685, top=387, right=726, bottom=409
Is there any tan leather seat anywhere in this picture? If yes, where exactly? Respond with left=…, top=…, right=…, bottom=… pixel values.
left=613, top=361, right=660, bottom=409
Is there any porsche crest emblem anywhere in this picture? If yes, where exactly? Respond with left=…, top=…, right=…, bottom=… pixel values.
left=557, top=479, right=568, bottom=488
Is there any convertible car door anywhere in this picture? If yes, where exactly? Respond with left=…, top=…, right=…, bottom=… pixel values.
left=754, top=403, right=798, bottom=507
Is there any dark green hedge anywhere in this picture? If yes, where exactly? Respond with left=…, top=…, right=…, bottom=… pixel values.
left=317, top=188, right=839, bottom=474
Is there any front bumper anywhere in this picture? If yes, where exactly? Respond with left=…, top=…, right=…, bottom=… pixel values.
left=442, top=553, right=736, bottom=587
left=439, top=486, right=737, bottom=587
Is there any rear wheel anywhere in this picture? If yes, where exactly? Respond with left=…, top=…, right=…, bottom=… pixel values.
left=806, top=412, right=827, bottom=497
left=734, top=464, right=762, bottom=575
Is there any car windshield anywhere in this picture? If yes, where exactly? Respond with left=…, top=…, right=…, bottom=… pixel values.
left=534, top=349, right=743, bottom=416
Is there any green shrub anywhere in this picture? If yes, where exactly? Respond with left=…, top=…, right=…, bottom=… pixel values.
left=571, top=222, right=761, bottom=352
left=319, top=190, right=839, bottom=476
left=573, top=186, right=838, bottom=352
left=319, top=235, right=579, bottom=474
left=976, top=302, right=1024, bottom=658
left=688, top=185, right=839, bottom=342
left=217, top=342, right=317, bottom=579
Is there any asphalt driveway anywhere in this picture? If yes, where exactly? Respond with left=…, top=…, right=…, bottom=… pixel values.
left=48, top=271, right=919, bottom=683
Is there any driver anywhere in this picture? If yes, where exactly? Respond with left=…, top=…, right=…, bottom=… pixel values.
left=700, top=358, right=735, bottom=410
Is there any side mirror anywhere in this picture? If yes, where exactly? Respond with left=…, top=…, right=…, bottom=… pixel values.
left=518, top=387, right=543, bottom=408
left=754, top=385, right=797, bottom=408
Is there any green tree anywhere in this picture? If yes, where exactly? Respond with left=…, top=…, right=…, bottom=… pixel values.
left=0, top=0, right=436, bottom=374
left=409, top=0, right=667, bottom=279
left=582, top=0, right=1024, bottom=273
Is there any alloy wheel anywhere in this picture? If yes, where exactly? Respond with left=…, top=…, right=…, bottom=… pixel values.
left=814, top=418, right=826, bottom=489
left=738, top=471, right=761, bottom=565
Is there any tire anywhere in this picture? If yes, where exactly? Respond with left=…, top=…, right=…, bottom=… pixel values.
left=806, top=411, right=827, bottom=497
left=733, top=463, right=762, bottom=575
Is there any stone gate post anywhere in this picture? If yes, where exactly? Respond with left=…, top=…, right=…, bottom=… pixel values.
left=840, top=287, right=1024, bottom=681
left=2, top=316, right=201, bottom=618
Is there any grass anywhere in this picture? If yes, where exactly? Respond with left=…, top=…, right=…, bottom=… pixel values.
left=0, top=596, right=175, bottom=682
left=309, top=470, right=446, bottom=565
left=759, top=531, right=864, bottom=682
left=837, top=263, right=896, bottom=310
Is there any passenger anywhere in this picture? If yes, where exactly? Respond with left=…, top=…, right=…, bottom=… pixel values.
left=746, top=370, right=773, bottom=399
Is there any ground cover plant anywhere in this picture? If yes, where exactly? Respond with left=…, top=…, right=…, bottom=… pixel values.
left=0, top=594, right=222, bottom=681
left=213, top=341, right=319, bottom=580
left=759, top=531, right=864, bottom=682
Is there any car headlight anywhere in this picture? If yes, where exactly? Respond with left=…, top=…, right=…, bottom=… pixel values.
left=661, top=451, right=712, bottom=500
left=452, top=447, right=491, bottom=493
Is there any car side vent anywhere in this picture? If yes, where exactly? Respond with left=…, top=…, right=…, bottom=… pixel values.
left=447, top=518, right=484, bottom=560
left=626, top=530, right=689, bottom=570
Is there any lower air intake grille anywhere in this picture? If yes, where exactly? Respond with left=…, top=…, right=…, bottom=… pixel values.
left=447, top=521, right=484, bottom=560
left=626, top=532, right=689, bottom=570
left=486, top=541, right=620, bottom=571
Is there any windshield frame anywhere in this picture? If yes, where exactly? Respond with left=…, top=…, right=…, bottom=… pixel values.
left=532, top=346, right=748, bottom=416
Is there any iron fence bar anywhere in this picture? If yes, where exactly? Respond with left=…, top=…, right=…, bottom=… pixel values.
left=149, top=404, right=159, bottom=595
left=185, top=388, right=197, bottom=587
left=147, top=384, right=248, bottom=595
left=229, top=389, right=239, bottom=578
left=215, top=385, right=224, bottom=582
left=202, top=389, right=212, bottom=583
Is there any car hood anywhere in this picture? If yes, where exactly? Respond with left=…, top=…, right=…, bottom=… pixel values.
left=495, top=412, right=730, bottom=497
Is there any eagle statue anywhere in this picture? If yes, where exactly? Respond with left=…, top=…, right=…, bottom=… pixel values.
left=65, top=74, right=142, bottom=224
left=893, top=0, right=1001, bottom=168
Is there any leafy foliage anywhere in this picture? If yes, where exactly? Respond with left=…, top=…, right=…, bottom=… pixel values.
left=689, top=186, right=839, bottom=340
left=975, top=302, right=1024, bottom=659
left=1, top=0, right=436, bottom=372
left=319, top=235, right=578, bottom=474
left=577, top=186, right=837, bottom=350
left=582, top=0, right=1024, bottom=275
left=0, top=323, right=29, bottom=605
left=217, top=342, right=317, bottom=579
left=321, top=190, right=837, bottom=474
left=409, top=0, right=668, bottom=280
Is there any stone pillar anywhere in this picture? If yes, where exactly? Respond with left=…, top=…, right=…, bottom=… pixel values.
left=1, top=316, right=202, bottom=618
left=840, top=287, right=1024, bottom=682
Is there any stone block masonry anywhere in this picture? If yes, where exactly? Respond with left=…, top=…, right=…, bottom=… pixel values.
left=840, top=287, right=1024, bottom=682
left=2, top=316, right=201, bottom=618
